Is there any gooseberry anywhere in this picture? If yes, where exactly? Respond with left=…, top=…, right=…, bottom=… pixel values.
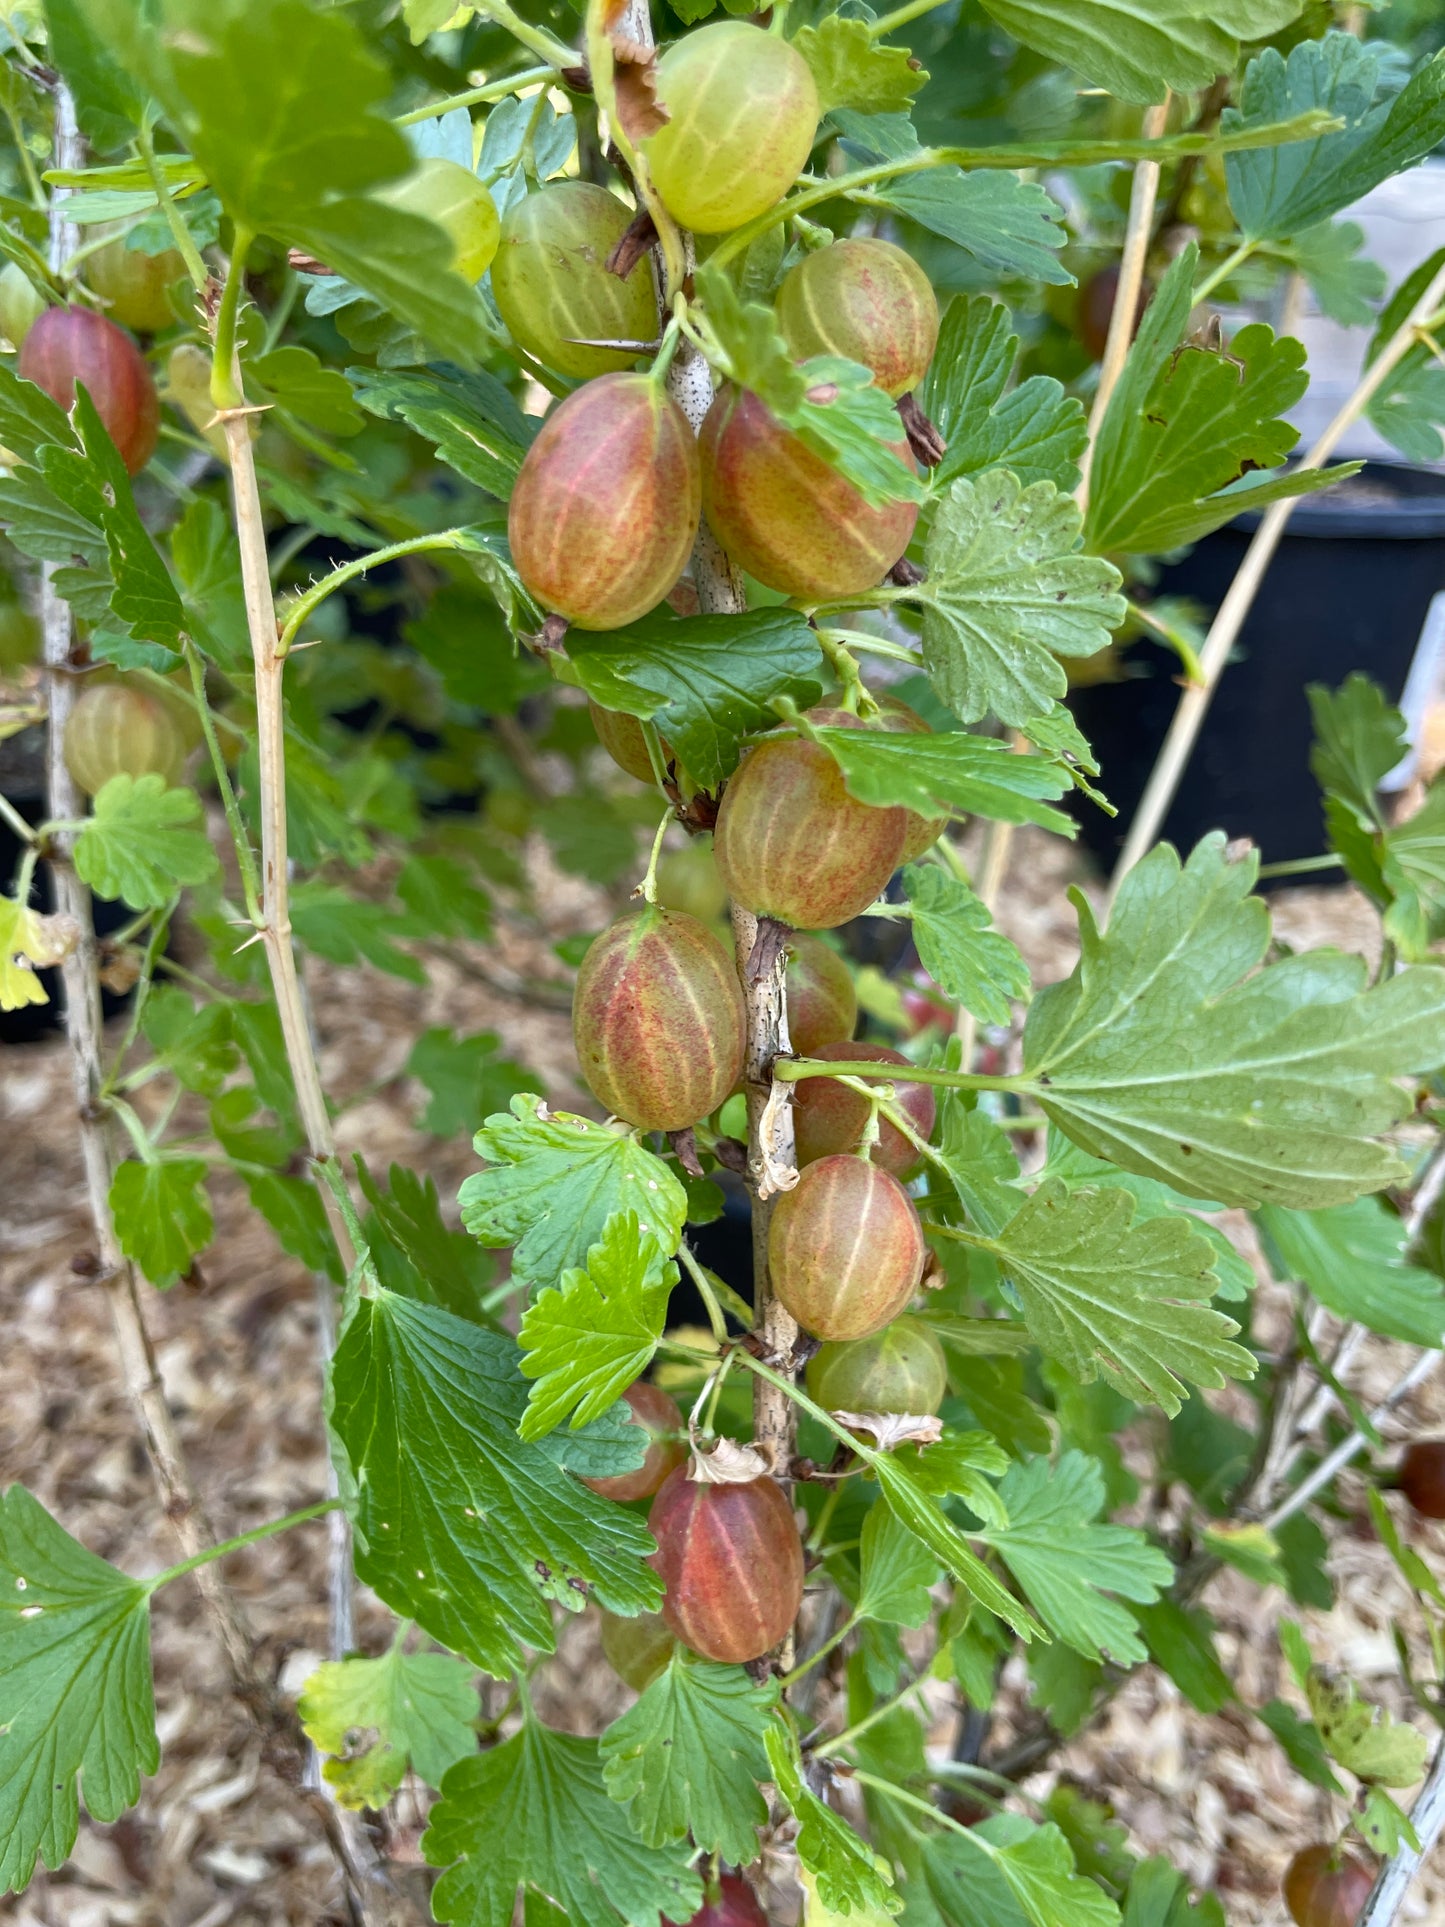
left=165, top=341, right=233, bottom=459
left=656, top=840, right=729, bottom=924
left=584, top=1381, right=686, bottom=1502
left=768, top=1154, right=926, bottom=1341
left=806, top=1316, right=947, bottom=1417
left=19, top=306, right=159, bottom=475
left=664, top=1871, right=768, bottom=1927
left=791, top=1042, right=936, bottom=1178
left=491, top=181, right=658, bottom=380
left=600, top=1607, right=676, bottom=1692
left=645, top=22, right=818, bottom=234
left=1398, top=1440, right=1445, bottom=1519
left=1281, top=1844, right=1374, bottom=1927
left=875, top=692, right=946, bottom=859
left=0, top=261, right=45, bottom=349
left=700, top=386, right=917, bottom=601
left=573, top=903, right=745, bottom=1131
left=648, top=1465, right=804, bottom=1663
left=589, top=698, right=661, bottom=784
left=509, top=372, right=700, bottom=630
left=713, top=713, right=907, bottom=930
left=1076, top=262, right=1149, bottom=364
left=776, top=238, right=939, bottom=398
left=63, top=680, right=190, bottom=797
left=377, top=157, right=500, bottom=284
left=785, top=932, right=856, bottom=1055
left=86, top=232, right=187, bottom=334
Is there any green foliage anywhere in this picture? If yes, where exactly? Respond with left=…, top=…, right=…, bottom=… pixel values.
left=599, top=1653, right=778, bottom=1863
left=74, top=775, right=219, bottom=911
left=766, top=1723, right=903, bottom=1918
left=329, top=1292, right=659, bottom=1674
left=922, top=296, right=1088, bottom=494
left=865, top=171, right=1071, bottom=285
left=109, top=1157, right=214, bottom=1286
left=298, top=1639, right=479, bottom=1808
left=793, top=15, right=928, bottom=116
left=0, top=1487, right=157, bottom=1895
left=901, top=861, right=1030, bottom=1029
left=812, top=722, right=1078, bottom=833
left=424, top=1720, right=703, bottom=1927
left=1258, top=1196, right=1445, bottom=1347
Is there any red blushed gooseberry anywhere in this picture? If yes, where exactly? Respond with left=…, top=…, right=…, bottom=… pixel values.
left=648, top=1466, right=804, bottom=1664
left=768, top=1155, right=926, bottom=1342
left=664, top=1870, right=769, bottom=1927
left=1281, top=1844, right=1375, bottom=1927
left=776, top=237, right=939, bottom=399
left=1397, top=1439, right=1445, bottom=1519
left=790, top=1042, right=936, bottom=1178
left=19, top=306, right=159, bottom=475
left=784, top=933, right=857, bottom=1056
left=583, top=1382, right=686, bottom=1503
left=806, top=1316, right=947, bottom=1417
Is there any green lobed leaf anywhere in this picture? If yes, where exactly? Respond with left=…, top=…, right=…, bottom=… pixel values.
left=976, top=1453, right=1172, bottom=1663
left=108, top=1158, right=214, bottom=1287
left=869, top=1455, right=1041, bottom=1639
left=1021, top=835, right=1445, bottom=1209
left=74, top=775, right=219, bottom=912
left=1226, top=36, right=1445, bottom=241
left=564, top=608, right=824, bottom=792
left=1306, top=1667, right=1429, bottom=1786
left=978, top=0, right=1304, bottom=107
left=922, top=295, right=1087, bottom=495
left=246, top=1169, right=342, bottom=1281
left=46, top=0, right=144, bottom=149
left=865, top=170, right=1071, bottom=286
left=356, top=1160, right=496, bottom=1324
left=290, top=883, right=426, bottom=985
left=1086, top=245, right=1356, bottom=556
left=0, top=1486, right=157, bottom=1895
left=1256, top=1699, right=1345, bottom=1794
left=1358, top=1787, right=1419, bottom=1858
left=1382, top=782, right=1445, bottom=961
left=461, top=1096, right=689, bottom=1292
left=811, top=723, right=1077, bottom=834
left=976, top=1181, right=1254, bottom=1415
left=1257, top=1196, right=1445, bottom=1349
left=298, top=1640, right=479, bottom=1809
left=792, top=15, right=927, bottom=116
left=1130, top=1599, right=1233, bottom=1714
left=249, top=344, right=363, bottom=438
left=348, top=362, right=533, bottom=500
left=925, top=1815, right=1121, bottom=1927
left=140, top=985, right=236, bottom=1096
left=913, top=470, right=1125, bottom=728
left=517, top=1212, right=677, bottom=1439
left=328, top=1291, right=658, bottom=1675
left=765, top=1723, right=902, bottom=1918
left=599, top=1652, right=778, bottom=1864
left=424, top=1721, right=702, bottom=1927
left=1309, top=673, right=1402, bottom=827
left=0, top=356, right=78, bottom=466
left=857, top=1500, right=942, bottom=1628
left=901, top=862, right=1029, bottom=1030
left=406, top=1027, right=534, bottom=1140
left=1288, top=221, right=1386, bottom=329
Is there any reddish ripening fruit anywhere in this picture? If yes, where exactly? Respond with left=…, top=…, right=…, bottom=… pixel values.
left=649, top=1466, right=804, bottom=1663
left=600, top=1606, right=676, bottom=1691
left=492, top=181, right=658, bottom=381
left=1076, top=262, right=1151, bottom=364
left=20, top=306, right=159, bottom=475
left=510, top=374, right=700, bottom=630
left=713, top=713, right=908, bottom=930
left=875, top=692, right=946, bottom=860
left=63, top=680, right=189, bottom=797
left=86, top=232, right=187, bottom=333
left=584, top=1381, right=686, bottom=1502
left=806, top=1315, right=948, bottom=1417
left=1282, top=1845, right=1374, bottom=1927
left=777, top=238, right=939, bottom=398
left=700, top=386, right=918, bottom=602
left=768, top=1155, right=926, bottom=1341
left=1397, top=1439, right=1445, bottom=1518
left=664, top=1871, right=769, bottom=1927
left=646, top=22, right=819, bottom=234
left=573, top=904, right=745, bottom=1131
left=785, top=932, right=856, bottom=1055
left=792, top=1041, right=936, bottom=1178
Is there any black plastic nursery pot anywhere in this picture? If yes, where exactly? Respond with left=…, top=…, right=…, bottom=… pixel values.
left=1069, top=463, right=1445, bottom=879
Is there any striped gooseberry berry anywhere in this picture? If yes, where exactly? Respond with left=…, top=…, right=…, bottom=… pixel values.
left=509, top=373, right=700, bottom=630
left=584, top=1381, right=686, bottom=1502
left=491, top=181, right=658, bottom=380
left=784, top=933, right=856, bottom=1055
left=791, top=1042, right=936, bottom=1178
left=664, top=1871, right=768, bottom=1927
left=645, top=22, right=818, bottom=234
left=776, top=238, right=939, bottom=398
left=1398, top=1439, right=1445, bottom=1519
left=1281, top=1845, right=1374, bottom=1927
left=712, top=711, right=907, bottom=931
left=63, top=680, right=190, bottom=797
left=573, top=903, right=745, bottom=1131
left=768, top=1154, right=926, bottom=1341
left=377, top=157, right=500, bottom=283
left=599, top=1606, right=676, bottom=1692
left=86, top=231, right=187, bottom=333
left=806, top=1316, right=947, bottom=1417
left=700, top=386, right=917, bottom=601
left=20, top=306, right=159, bottom=475
left=648, top=1465, right=804, bottom=1663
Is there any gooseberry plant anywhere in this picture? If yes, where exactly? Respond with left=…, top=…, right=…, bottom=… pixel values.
left=5, top=2, right=1445, bottom=1924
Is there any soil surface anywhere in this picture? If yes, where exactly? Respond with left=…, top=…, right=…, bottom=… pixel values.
left=2, top=826, right=1442, bottom=1925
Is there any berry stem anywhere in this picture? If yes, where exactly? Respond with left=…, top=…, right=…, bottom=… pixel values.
left=775, top=1057, right=1021, bottom=1094
left=640, top=808, right=671, bottom=903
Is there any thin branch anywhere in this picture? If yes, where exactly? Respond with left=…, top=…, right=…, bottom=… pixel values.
left=1109, top=256, right=1445, bottom=900
left=1078, top=96, right=1170, bottom=513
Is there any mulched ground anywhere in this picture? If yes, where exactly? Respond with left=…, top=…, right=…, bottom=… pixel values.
left=3, top=823, right=1443, bottom=1925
